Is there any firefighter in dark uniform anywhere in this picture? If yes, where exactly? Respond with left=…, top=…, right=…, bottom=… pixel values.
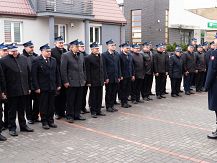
left=169, top=46, right=183, bottom=97
left=61, top=40, right=86, bottom=123
left=205, top=48, right=217, bottom=139
left=51, top=36, right=67, bottom=120
left=0, top=44, right=34, bottom=136
left=32, top=44, right=61, bottom=129
left=0, top=59, right=6, bottom=141
left=153, top=43, right=169, bottom=99
left=102, top=39, right=121, bottom=112
left=0, top=43, right=9, bottom=130
left=85, top=42, right=106, bottom=118
left=141, top=42, right=154, bottom=101
left=78, top=41, right=90, bottom=114
left=22, top=41, right=39, bottom=124
left=119, top=42, right=135, bottom=108
left=182, top=44, right=196, bottom=95
left=131, top=44, right=144, bottom=104
left=195, top=44, right=206, bottom=92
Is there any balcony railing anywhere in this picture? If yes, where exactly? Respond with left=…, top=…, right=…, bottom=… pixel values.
left=30, top=0, right=93, bottom=16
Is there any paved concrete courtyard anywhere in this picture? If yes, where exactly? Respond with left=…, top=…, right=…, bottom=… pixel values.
left=0, top=91, right=217, bottom=163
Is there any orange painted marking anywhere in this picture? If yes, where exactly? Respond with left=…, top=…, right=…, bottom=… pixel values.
left=60, top=121, right=210, bottom=163
left=120, top=111, right=212, bottom=132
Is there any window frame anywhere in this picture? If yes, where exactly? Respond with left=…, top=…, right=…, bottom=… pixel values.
left=4, top=20, right=23, bottom=44
left=89, top=24, right=102, bottom=44
left=131, top=9, right=142, bottom=44
left=54, top=24, right=67, bottom=42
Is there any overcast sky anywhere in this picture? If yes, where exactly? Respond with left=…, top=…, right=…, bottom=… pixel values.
left=116, top=0, right=123, bottom=4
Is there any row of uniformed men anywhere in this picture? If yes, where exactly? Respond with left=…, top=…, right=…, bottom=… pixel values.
left=0, top=36, right=214, bottom=141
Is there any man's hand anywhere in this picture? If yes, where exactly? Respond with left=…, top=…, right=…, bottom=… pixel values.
left=57, top=87, right=61, bottom=91
left=166, top=72, right=168, bottom=76
left=87, top=84, right=91, bottom=87
left=64, top=83, right=70, bottom=88
left=132, top=76, right=135, bottom=81
left=35, top=89, right=40, bottom=94
left=29, top=90, right=31, bottom=94
left=155, top=73, right=159, bottom=76
left=195, top=70, right=198, bottom=73
left=105, top=79, right=109, bottom=84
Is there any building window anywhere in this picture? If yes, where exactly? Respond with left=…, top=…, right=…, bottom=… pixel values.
left=165, top=9, right=169, bottom=44
left=90, top=26, right=101, bottom=44
left=4, top=21, right=22, bottom=43
left=132, top=9, right=142, bottom=44
left=54, top=24, right=66, bottom=42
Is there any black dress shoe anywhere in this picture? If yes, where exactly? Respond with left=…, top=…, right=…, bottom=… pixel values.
left=91, top=114, right=98, bottom=118
left=28, top=120, right=34, bottom=124
left=179, top=90, right=184, bottom=93
left=2, top=126, right=7, bottom=131
left=157, top=95, right=162, bottom=99
left=81, top=109, right=90, bottom=114
left=75, top=116, right=86, bottom=120
left=127, top=104, right=132, bottom=107
left=147, top=97, right=153, bottom=100
left=97, top=112, right=106, bottom=116
left=176, top=94, right=182, bottom=97
left=185, top=92, right=191, bottom=95
left=20, top=126, right=34, bottom=132
left=171, top=94, right=177, bottom=97
left=9, top=130, right=18, bottom=136
left=132, top=101, right=138, bottom=104
left=164, top=92, right=169, bottom=94
left=121, top=103, right=129, bottom=108
left=207, top=130, right=217, bottom=139
left=0, top=134, right=7, bottom=141
left=42, top=124, right=50, bottom=130
left=160, top=95, right=166, bottom=98
left=66, top=117, right=74, bottom=123
left=149, top=92, right=155, bottom=96
left=106, top=107, right=114, bottom=112
left=114, top=101, right=120, bottom=105
left=49, top=123, right=57, bottom=128
left=34, top=119, right=41, bottom=123
left=143, top=97, right=150, bottom=101
left=112, top=107, right=118, bottom=112
left=137, top=100, right=144, bottom=103
left=101, top=106, right=105, bottom=108
left=190, top=91, right=195, bottom=94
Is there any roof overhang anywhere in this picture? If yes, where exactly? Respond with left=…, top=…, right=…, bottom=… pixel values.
left=169, top=24, right=199, bottom=30
left=188, top=7, right=217, bottom=20
left=37, top=12, right=94, bottom=20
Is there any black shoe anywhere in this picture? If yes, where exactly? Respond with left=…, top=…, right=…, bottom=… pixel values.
left=185, top=92, right=191, bottom=95
left=49, top=123, right=57, bottom=128
left=160, top=95, right=166, bottom=98
left=176, top=94, right=182, bottom=97
left=121, top=103, right=129, bottom=108
left=149, top=93, right=155, bottom=96
left=127, top=104, right=132, bottom=107
left=190, top=91, right=195, bottom=94
left=143, top=97, right=150, bottom=101
left=207, top=130, right=217, bottom=139
left=91, top=114, right=98, bottom=118
left=81, top=109, right=90, bottom=114
left=0, top=134, right=7, bottom=141
left=147, top=96, right=153, bottom=100
left=66, top=117, right=74, bottom=123
left=101, top=106, right=105, bottom=108
left=20, top=126, right=34, bottom=132
left=179, top=90, right=184, bottom=93
left=97, top=112, right=106, bottom=116
left=75, top=115, right=86, bottom=120
left=157, top=95, right=162, bottom=99
left=164, top=92, right=169, bottom=94
left=112, top=107, right=118, bottom=112
left=171, top=94, right=177, bottom=97
left=137, top=100, right=144, bottom=103
left=9, top=130, right=18, bottom=136
left=132, top=101, right=138, bottom=104
left=114, top=101, right=120, bottom=105
left=28, top=120, right=34, bottom=124
left=2, top=126, right=7, bottom=131
left=42, top=124, right=50, bottom=130
left=106, top=107, right=114, bottom=112
left=55, top=115, right=62, bottom=120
